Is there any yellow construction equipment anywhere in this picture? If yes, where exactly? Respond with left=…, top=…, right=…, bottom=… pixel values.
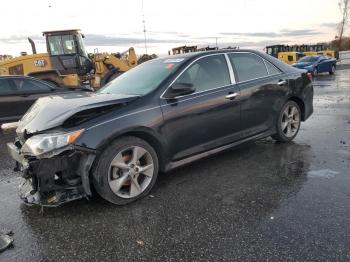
left=171, top=45, right=198, bottom=55
left=266, top=44, right=339, bottom=64
left=0, top=29, right=137, bottom=89
left=317, top=50, right=339, bottom=59
left=277, top=52, right=305, bottom=65
left=169, top=45, right=219, bottom=55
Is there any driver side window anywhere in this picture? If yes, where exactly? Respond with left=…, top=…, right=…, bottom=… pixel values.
left=174, top=55, right=230, bottom=93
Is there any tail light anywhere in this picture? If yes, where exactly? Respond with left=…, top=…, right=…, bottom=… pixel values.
left=307, top=72, right=313, bottom=82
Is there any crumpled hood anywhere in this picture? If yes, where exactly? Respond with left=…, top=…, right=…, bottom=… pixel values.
left=292, top=62, right=314, bottom=68
left=16, top=92, right=139, bottom=134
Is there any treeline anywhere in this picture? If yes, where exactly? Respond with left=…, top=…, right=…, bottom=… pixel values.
left=326, top=36, right=350, bottom=51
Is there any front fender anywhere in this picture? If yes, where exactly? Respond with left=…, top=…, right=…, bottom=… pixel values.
left=74, top=105, right=168, bottom=162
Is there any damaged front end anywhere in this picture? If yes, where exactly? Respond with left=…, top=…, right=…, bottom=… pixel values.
left=7, top=132, right=96, bottom=207
left=6, top=92, right=140, bottom=206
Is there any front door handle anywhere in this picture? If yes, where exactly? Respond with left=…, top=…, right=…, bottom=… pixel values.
left=225, top=93, right=238, bottom=100
left=277, top=80, right=287, bottom=86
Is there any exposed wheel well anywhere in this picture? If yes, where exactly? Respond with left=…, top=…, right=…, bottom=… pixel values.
left=288, top=96, right=306, bottom=121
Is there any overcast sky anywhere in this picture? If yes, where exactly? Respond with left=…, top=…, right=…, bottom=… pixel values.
left=0, top=0, right=343, bottom=56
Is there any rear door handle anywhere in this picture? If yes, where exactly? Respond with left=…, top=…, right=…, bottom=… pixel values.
left=277, top=80, right=287, bottom=86
left=225, top=93, right=238, bottom=100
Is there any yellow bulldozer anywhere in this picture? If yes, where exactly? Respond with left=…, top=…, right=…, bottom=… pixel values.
left=0, top=29, right=137, bottom=89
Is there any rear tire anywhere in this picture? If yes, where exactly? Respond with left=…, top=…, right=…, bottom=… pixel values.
left=329, top=65, right=335, bottom=75
left=271, top=101, right=301, bottom=142
left=312, top=67, right=318, bottom=76
left=92, top=136, right=159, bottom=205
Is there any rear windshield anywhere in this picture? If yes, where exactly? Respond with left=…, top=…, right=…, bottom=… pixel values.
left=99, top=58, right=185, bottom=96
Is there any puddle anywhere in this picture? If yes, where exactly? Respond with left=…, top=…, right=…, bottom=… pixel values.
left=307, top=169, right=340, bottom=179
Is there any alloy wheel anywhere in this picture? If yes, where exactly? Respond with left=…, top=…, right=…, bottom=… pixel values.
left=281, top=105, right=300, bottom=138
left=108, top=146, right=154, bottom=198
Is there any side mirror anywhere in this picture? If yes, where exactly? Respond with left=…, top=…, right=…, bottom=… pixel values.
left=168, top=83, right=195, bottom=98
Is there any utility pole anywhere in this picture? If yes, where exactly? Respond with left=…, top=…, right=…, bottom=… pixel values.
left=338, top=0, right=349, bottom=50
left=141, top=0, right=148, bottom=54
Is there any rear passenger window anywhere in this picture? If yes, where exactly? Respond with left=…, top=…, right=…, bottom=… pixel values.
left=229, top=53, right=268, bottom=82
left=265, top=60, right=281, bottom=75
left=175, top=54, right=230, bottom=93
left=0, top=79, right=17, bottom=95
left=12, top=79, right=52, bottom=93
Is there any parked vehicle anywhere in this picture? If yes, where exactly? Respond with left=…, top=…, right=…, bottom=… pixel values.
left=292, top=55, right=337, bottom=75
left=266, top=44, right=339, bottom=62
left=0, top=75, right=90, bottom=123
left=0, top=29, right=137, bottom=89
left=7, top=50, right=313, bottom=206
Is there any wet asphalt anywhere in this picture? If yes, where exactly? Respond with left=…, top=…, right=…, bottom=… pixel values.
left=0, top=69, right=350, bottom=262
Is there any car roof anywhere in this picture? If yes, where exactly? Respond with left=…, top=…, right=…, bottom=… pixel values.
left=0, top=75, right=44, bottom=81
left=0, top=75, right=57, bottom=88
left=306, top=55, right=323, bottom=58
left=155, top=49, right=276, bottom=64
left=160, top=48, right=296, bottom=73
left=165, top=49, right=263, bottom=59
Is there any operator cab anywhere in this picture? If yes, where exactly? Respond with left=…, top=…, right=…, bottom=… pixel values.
left=266, top=45, right=287, bottom=58
left=44, top=29, right=92, bottom=75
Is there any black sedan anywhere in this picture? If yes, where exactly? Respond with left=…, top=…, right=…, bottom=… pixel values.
left=0, top=75, right=89, bottom=123
left=7, top=50, right=313, bottom=206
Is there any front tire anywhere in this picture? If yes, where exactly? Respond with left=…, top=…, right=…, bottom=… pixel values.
left=312, top=67, right=318, bottom=76
left=92, top=136, right=159, bottom=205
left=271, top=101, right=301, bottom=142
left=329, top=65, right=335, bottom=75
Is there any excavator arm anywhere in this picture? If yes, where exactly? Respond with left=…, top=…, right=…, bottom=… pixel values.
left=104, top=47, right=137, bottom=71
left=92, top=47, right=137, bottom=88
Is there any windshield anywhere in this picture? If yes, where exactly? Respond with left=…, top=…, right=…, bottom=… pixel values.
left=48, top=34, right=77, bottom=55
left=76, top=33, right=89, bottom=57
left=298, top=56, right=319, bottom=63
left=99, top=58, right=185, bottom=96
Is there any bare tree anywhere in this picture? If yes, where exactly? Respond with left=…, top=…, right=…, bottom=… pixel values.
left=338, top=0, right=350, bottom=50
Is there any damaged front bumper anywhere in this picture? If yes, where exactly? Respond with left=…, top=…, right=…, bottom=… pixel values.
left=7, top=142, right=96, bottom=207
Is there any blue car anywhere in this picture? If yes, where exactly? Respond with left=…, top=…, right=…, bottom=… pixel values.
left=292, top=55, right=336, bottom=75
